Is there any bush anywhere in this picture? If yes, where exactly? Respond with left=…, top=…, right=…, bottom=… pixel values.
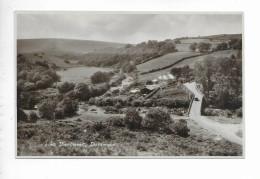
left=171, top=119, right=190, bottom=137
left=74, top=83, right=90, bottom=101
left=225, top=109, right=232, bottom=118
left=143, top=99, right=154, bottom=107
left=58, top=82, right=75, bottom=94
left=236, top=107, right=242, bottom=117
left=88, top=97, right=96, bottom=105
left=103, top=97, right=114, bottom=106
left=104, top=106, right=122, bottom=114
left=106, top=116, right=125, bottom=127
left=17, top=108, right=27, bottom=122
left=91, top=122, right=106, bottom=132
left=115, top=102, right=122, bottom=109
left=28, top=111, right=38, bottom=123
left=38, top=101, right=56, bottom=120
left=91, top=71, right=112, bottom=84
left=60, top=98, right=78, bottom=116
left=54, top=108, right=64, bottom=119
left=125, top=108, right=143, bottom=130
left=142, top=108, right=172, bottom=131
left=131, top=100, right=142, bottom=107
left=98, top=128, right=111, bottom=140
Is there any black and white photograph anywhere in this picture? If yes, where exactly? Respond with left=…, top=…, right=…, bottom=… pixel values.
left=16, top=12, right=243, bottom=157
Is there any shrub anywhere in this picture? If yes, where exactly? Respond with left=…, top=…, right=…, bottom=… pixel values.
left=225, top=109, right=232, bottom=118
left=88, top=97, right=96, bottom=105
left=115, top=102, right=122, bottom=109
left=38, top=101, right=56, bottom=120
left=131, top=100, right=142, bottom=107
left=104, top=106, right=122, bottom=114
left=103, top=97, right=114, bottom=106
left=91, top=71, right=112, bottom=84
left=17, top=108, right=27, bottom=122
left=143, top=99, right=154, bottom=107
left=60, top=98, right=78, bottom=116
left=98, top=128, right=111, bottom=140
left=91, top=122, right=106, bottom=132
left=28, top=111, right=38, bottom=123
left=64, top=59, right=70, bottom=64
left=171, top=119, right=190, bottom=137
left=142, top=108, right=172, bottom=131
left=106, top=116, right=125, bottom=127
left=236, top=107, right=242, bottom=117
left=74, top=83, right=90, bottom=101
left=112, top=89, right=120, bottom=94
left=125, top=108, right=143, bottom=130
left=58, top=82, right=75, bottom=94
left=55, top=108, right=65, bottom=119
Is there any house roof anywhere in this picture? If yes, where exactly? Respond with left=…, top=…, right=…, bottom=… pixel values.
left=145, top=85, right=159, bottom=90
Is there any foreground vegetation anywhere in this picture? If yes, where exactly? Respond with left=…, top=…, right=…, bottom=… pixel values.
left=17, top=108, right=242, bottom=156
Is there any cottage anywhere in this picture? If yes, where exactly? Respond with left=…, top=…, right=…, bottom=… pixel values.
left=130, top=88, right=140, bottom=94
left=195, top=48, right=200, bottom=53
left=152, top=79, right=159, bottom=84
left=141, top=85, right=159, bottom=94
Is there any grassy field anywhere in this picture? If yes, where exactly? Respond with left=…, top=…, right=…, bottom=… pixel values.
left=57, top=66, right=113, bottom=83
left=136, top=52, right=198, bottom=73
left=173, top=50, right=239, bottom=68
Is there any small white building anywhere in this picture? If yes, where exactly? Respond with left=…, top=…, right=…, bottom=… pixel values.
left=130, top=88, right=140, bottom=94
left=195, top=48, right=200, bottom=53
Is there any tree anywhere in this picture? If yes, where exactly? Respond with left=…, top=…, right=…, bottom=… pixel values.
left=194, top=57, right=215, bottom=98
left=58, top=82, right=75, bottom=93
left=189, top=42, right=197, bottom=52
left=38, top=101, right=56, bottom=120
left=198, top=42, right=212, bottom=53
left=74, top=83, right=90, bottom=101
left=125, top=108, right=143, bottom=130
left=91, top=71, right=111, bottom=84
left=60, top=97, right=78, bottom=116
left=216, top=42, right=228, bottom=51
left=142, top=108, right=172, bottom=131
left=228, top=38, right=242, bottom=50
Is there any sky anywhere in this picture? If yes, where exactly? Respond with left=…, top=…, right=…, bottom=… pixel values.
left=17, top=13, right=242, bottom=44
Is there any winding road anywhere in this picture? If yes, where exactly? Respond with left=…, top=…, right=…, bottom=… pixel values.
left=184, top=82, right=243, bottom=145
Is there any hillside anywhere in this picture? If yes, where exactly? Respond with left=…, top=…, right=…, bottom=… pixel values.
left=17, top=38, right=125, bottom=55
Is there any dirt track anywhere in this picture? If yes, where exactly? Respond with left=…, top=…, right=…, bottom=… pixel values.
left=184, top=82, right=243, bottom=145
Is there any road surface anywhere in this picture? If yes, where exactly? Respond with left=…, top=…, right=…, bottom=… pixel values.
left=184, top=82, right=243, bottom=145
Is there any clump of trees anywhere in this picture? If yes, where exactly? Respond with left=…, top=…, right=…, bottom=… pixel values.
left=77, top=40, right=177, bottom=68
left=197, top=42, right=212, bottom=53
left=125, top=108, right=143, bottom=130
left=189, top=42, right=197, bottom=52
left=216, top=42, right=228, bottom=51
left=228, top=38, right=242, bottom=50
left=142, top=108, right=172, bottom=131
left=91, top=71, right=114, bottom=84
left=17, top=55, right=60, bottom=92
left=170, top=65, right=193, bottom=79
left=189, top=42, right=211, bottom=53
left=194, top=54, right=242, bottom=110
left=58, top=82, right=75, bottom=93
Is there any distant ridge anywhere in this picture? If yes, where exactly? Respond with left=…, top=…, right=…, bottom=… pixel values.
left=17, top=38, right=125, bottom=55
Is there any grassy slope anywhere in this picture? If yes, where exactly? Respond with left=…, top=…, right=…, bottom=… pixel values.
left=17, top=39, right=125, bottom=55
left=173, top=50, right=239, bottom=68
left=136, top=52, right=198, bottom=73
left=138, top=49, right=239, bottom=82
